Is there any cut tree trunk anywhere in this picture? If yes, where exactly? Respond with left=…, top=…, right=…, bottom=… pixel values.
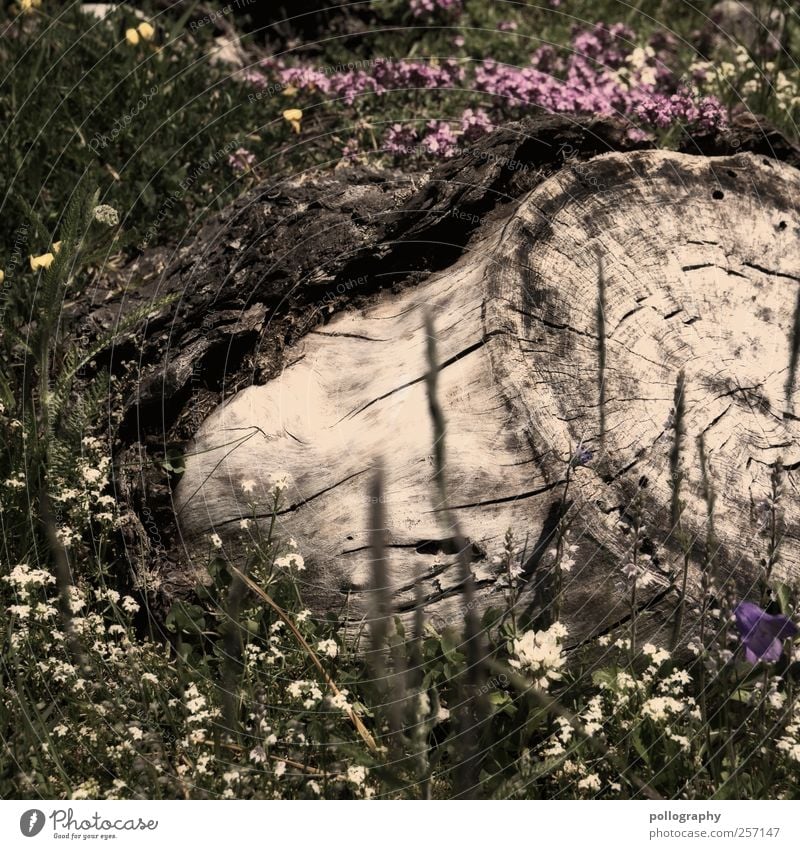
left=71, top=114, right=800, bottom=644
left=171, top=145, right=800, bottom=648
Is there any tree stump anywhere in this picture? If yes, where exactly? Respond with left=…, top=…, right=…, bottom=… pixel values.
left=172, top=145, right=800, bottom=647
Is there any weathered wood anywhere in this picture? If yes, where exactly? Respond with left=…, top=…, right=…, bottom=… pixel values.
left=173, top=147, right=800, bottom=647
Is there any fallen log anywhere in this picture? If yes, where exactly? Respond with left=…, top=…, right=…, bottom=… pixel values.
left=171, top=143, right=800, bottom=647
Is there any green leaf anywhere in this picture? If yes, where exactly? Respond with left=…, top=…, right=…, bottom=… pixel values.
left=165, top=602, right=207, bottom=635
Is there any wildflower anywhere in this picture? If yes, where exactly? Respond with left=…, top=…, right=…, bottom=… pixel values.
left=320, top=689, right=347, bottom=713
left=577, top=774, right=601, bottom=792
left=383, top=123, right=419, bottom=156
left=249, top=746, right=267, bottom=764
left=120, top=595, right=140, bottom=614
left=509, top=622, right=568, bottom=690
left=239, top=518, right=251, bottom=530
left=20, top=0, right=42, bottom=11
left=282, top=109, right=303, bottom=133
left=228, top=147, right=256, bottom=174
left=409, top=0, right=462, bottom=17
left=642, top=643, right=671, bottom=666
left=93, top=204, right=119, bottom=227
left=734, top=601, right=798, bottom=663
left=274, top=761, right=286, bottom=778
left=29, top=252, right=55, bottom=271
left=137, top=21, right=155, bottom=41
left=210, top=533, right=223, bottom=549
left=128, top=726, right=144, bottom=741
left=421, top=120, right=459, bottom=157
left=461, top=109, right=494, bottom=141
left=346, top=765, right=368, bottom=786
left=241, top=479, right=256, bottom=494
left=641, top=696, right=687, bottom=721
left=317, top=639, right=338, bottom=659
left=125, top=28, right=140, bottom=46
left=570, top=442, right=593, bottom=467
left=270, top=471, right=291, bottom=493
left=274, top=553, right=305, bottom=572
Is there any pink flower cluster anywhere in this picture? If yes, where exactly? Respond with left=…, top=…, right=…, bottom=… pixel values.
left=409, top=0, right=462, bottom=18
left=268, top=58, right=464, bottom=106
left=248, top=22, right=727, bottom=161
left=228, top=147, right=256, bottom=173
left=635, top=89, right=727, bottom=131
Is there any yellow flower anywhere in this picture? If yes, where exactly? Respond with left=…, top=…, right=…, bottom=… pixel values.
left=20, top=0, right=42, bottom=12
left=125, top=28, right=140, bottom=46
left=0, top=270, right=5, bottom=284
left=137, top=22, right=155, bottom=41
left=282, top=108, right=303, bottom=134
left=30, top=253, right=54, bottom=271
left=282, top=85, right=298, bottom=97
left=29, top=241, right=60, bottom=271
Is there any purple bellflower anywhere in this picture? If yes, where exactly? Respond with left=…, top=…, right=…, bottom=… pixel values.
left=734, top=601, right=798, bottom=663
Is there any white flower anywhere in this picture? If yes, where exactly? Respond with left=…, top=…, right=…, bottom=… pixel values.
left=249, top=746, right=267, bottom=764
left=641, top=696, right=686, bottom=722
left=274, top=761, right=286, bottom=778
left=128, top=726, right=144, bottom=740
left=642, top=643, right=671, bottom=666
left=141, top=673, right=159, bottom=685
left=508, top=623, right=567, bottom=690
left=287, top=681, right=305, bottom=699
left=577, top=774, right=601, bottom=792
left=93, top=204, right=119, bottom=226
left=317, top=639, right=338, bottom=659
left=241, top=479, right=256, bottom=494
left=270, top=472, right=291, bottom=493
left=329, top=690, right=350, bottom=711
left=346, top=765, right=368, bottom=786
left=120, top=596, right=140, bottom=614
left=239, top=519, right=251, bottom=530
left=210, top=533, right=223, bottom=549
left=274, top=553, right=305, bottom=572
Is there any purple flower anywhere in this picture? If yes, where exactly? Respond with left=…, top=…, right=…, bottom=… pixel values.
left=228, top=147, right=256, bottom=174
left=460, top=108, right=494, bottom=141
left=734, top=601, right=798, bottom=663
left=570, top=443, right=593, bottom=468
left=409, top=0, right=462, bottom=18
left=421, top=119, right=459, bottom=157
left=383, top=123, right=419, bottom=156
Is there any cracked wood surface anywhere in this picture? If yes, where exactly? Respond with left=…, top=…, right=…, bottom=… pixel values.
left=174, top=148, right=800, bottom=647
